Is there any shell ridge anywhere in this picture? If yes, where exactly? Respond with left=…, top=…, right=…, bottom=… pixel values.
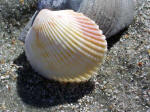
left=48, top=15, right=84, bottom=76
left=55, top=17, right=104, bottom=78
left=52, top=17, right=98, bottom=78
left=47, top=16, right=80, bottom=77
left=48, top=16, right=75, bottom=65
left=57, top=19, right=99, bottom=61
left=67, top=23, right=107, bottom=53
left=43, top=17, right=68, bottom=68
left=57, top=17, right=105, bottom=59
left=70, top=21, right=105, bottom=41
left=54, top=18, right=96, bottom=77
left=52, top=11, right=106, bottom=79
left=46, top=18, right=70, bottom=67
left=65, top=18, right=106, bottom=46
left=42, top=23, right=61, bottom=67
left=71, top=24, right=107, bottom=48
left=37, top=18, right=63, bottom=77
left=54, top=17, right=98, bottom=62
left=72, top=19, right=99, bottom=29
left=71, top=25, right=107, bottom=48
left=41, top=17, right=65, bottom=72
left=68, top=26, right=106, bottom=54
left=37, top=23, right=58, bottom=76
left=46, top=15, right=87, bottom=78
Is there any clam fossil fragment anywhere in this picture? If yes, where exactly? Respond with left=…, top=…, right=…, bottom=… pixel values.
left=25, top=9, right=107, bottom=82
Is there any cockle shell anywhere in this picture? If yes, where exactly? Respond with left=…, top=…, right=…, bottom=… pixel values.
left=25, top=9, right=107, bottom=83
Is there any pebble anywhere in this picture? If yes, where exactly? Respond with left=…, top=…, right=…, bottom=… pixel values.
left=148, top=50, right=150, bottom=55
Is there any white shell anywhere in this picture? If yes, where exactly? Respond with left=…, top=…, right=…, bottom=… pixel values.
left=25, top=9, right=107, bottom=82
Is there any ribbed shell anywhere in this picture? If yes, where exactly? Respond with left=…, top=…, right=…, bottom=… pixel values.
left=79, top=0, right=136, bottom=37
left=25, top=9, right=107, bottom=83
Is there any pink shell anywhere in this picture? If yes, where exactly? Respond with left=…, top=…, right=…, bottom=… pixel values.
left=25, top=9, right=107, bottom=82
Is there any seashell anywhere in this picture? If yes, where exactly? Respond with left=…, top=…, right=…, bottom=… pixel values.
left=78, top=0, right=136, bottom=37
left=19, top=0, right=136, bottom=42
left=37, top=0, right=68, bottom=10
left=25, top=9, right=107, bottom=82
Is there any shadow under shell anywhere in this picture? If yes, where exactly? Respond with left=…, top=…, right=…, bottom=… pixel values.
left=14, top=52, right=95, bottom=108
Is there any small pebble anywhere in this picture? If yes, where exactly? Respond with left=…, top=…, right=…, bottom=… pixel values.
left=19, top=0, right=24, bottom=4
left=148, top=50, right=150, bottom=55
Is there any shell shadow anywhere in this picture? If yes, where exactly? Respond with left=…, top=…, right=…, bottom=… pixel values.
left=14, top=52, right=94, bottom=108
left=107, top=28, right=128, bottom=49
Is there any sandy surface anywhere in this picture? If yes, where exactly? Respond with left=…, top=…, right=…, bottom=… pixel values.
left=0, top=0, right=150, bottom=111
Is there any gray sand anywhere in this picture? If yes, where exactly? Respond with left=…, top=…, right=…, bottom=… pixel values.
left=0, top=0, right=150, bottom=111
